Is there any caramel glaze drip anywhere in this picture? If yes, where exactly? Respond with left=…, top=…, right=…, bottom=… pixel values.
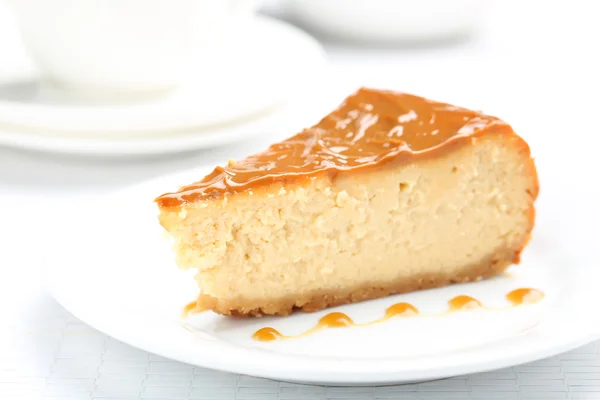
left=156, top=88, right=512, bottom=207
left=252, top=289, right=544, bottom=342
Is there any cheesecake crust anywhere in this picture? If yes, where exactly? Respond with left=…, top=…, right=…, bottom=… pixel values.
left=191, top=248, right=519, bottom=317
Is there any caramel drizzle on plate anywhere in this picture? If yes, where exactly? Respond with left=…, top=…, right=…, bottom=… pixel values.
left=253, top=303, right=418, bottom=342
left=252, top=288, right=544, bottom=342
left=180, top=300, right=210, bottom=318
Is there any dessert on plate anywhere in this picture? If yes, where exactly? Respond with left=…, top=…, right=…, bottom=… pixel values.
left=156, top=88, right=539, bottom=317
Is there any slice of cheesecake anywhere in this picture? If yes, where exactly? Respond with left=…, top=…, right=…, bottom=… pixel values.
left=156, top=88, right=539, bottom=317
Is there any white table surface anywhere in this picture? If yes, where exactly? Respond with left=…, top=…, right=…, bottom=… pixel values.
left=1, top=1, right=600, bottom=399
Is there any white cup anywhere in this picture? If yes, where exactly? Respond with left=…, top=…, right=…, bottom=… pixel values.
left=8, top=0, right=260, bottom=94
left=285, top=0, right=484, bottom=44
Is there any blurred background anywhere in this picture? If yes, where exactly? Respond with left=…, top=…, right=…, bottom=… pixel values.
left=0, top=1, right=599, bottom=398
left=0, top=0, right=597, bottom=200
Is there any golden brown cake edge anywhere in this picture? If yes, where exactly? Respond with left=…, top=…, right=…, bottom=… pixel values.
left=192, top=247, right=521, bottom=317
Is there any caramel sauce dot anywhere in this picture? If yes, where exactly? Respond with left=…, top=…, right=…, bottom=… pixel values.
left=252, top=327, right=282, bottom=341
left=506, top=288, right=544, bottom=305
left=386, top=303, right=419, bottom=317
left=181, top=301, right=199, bottom=318
left=319, top=312, right=354, bottom=328
left=448, top=295, right=482, bottom=311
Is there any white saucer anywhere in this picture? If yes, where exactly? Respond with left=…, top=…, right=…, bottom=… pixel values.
left=46, top=163, right=600, bottom=386
left=0, top=15, right=328, bottom=153
left=0, top=94, right=332, bottom=156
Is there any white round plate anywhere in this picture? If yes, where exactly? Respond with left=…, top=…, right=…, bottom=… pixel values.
left=46, top=164, right=600, bottom=386
left=0, top=15, right=328, bottom=153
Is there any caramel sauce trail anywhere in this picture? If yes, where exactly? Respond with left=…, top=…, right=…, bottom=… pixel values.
left=156, top=88, right=512, bottom=207
left=251, top=288, right=544, bottom=342
left=253, top=302, right=420, bottom=341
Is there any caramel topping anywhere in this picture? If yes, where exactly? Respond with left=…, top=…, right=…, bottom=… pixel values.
left=448, top=295, right=482, bottom=311
left=506, top=288, right=544, bottom=305
left=156, top=88, right=511, bottom=207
